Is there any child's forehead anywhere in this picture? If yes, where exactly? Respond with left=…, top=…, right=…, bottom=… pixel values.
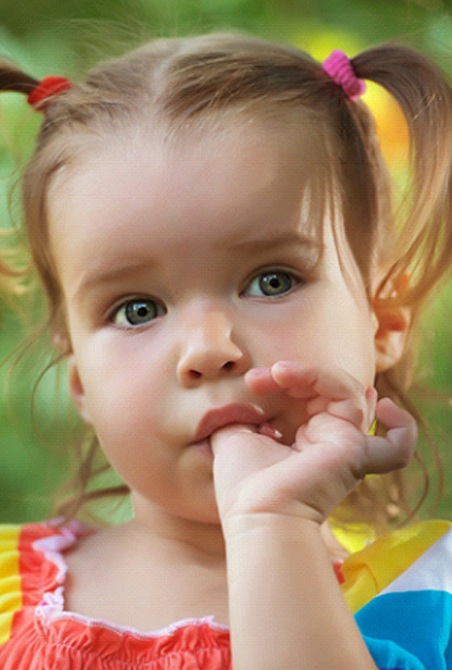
left=52, top=109, right=330, bottom=205
left=47, top=115, right=367, bottom=305
left=47, top=112, right=357, bottom=298
left=49, top=115, right=330, bottom=243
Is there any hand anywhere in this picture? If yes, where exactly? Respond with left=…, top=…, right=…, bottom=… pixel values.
left=211, top=361, right=417, bottom=525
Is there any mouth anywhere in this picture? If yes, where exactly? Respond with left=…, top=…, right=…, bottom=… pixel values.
left=193, top=403, right=269, bottom=443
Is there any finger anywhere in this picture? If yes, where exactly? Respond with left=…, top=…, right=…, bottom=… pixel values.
left=247, top=362, right=375, bottom=431
left=246, top=362, right=357, bottom=399
left=375, top=397, right=417, bottom=434
left=211, top=423, right=256, bottom=448
left=308, top=386, right=377, bottom=432
left=210, top=421, right=282, bottom=448
left=362, top=398, right=417, bottom=474
left=271, top=361, right=363, bottom=401
left=271, top=362, right=374, bottom=430
left=245, top=367, right=281, bottom=395
left=306, top=395, right=368, bottom=431
left=366, top=387, right=378, bottom=429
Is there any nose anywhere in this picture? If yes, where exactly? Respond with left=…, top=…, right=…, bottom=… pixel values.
left=176, top=307, right=250, bottom=387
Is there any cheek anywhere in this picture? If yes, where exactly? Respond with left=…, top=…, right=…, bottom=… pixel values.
left=263, top=292, right=376, bottom=386
left=315, top=302, right=376, bottom=385
left=71, top=337, right=171, bottom=444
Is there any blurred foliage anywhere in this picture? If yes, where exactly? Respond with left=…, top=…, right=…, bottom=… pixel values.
left=0, top=0, right=451, bottom=524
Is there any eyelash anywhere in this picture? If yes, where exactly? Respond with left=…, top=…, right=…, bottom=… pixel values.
left=242, top=268, right=302, bottom=298
left=110, top=298, right=166, bottom=328
left=108, top=268, right=302, bottom=328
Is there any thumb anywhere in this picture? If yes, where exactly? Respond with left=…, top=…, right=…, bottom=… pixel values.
left=210, top=423, right=257, bottom=454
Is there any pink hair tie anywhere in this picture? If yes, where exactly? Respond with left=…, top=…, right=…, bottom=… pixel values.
left=27, top=75, right=72, bottom=111
left=322, top=50, right=366, bottom=101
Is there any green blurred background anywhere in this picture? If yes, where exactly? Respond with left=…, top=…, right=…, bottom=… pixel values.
left=0, top=0, right=451, bottom=524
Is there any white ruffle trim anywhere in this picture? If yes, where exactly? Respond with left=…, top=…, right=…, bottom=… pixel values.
left=32, top=520, right=229, bottom=639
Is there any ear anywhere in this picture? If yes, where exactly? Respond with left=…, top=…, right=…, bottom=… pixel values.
left=67, top=355, right=92, bottom=424
left=372, top=299, right=411, bottom=372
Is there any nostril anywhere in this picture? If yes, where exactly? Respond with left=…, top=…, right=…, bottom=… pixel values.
left=188, top=370, right=203, bottom=380
left=222, top=361, right=235, bottom=371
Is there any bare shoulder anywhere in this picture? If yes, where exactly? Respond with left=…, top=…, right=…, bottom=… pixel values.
left=63, top=521, right=229, bottom=631
left=64, top=522, right=144, bottom=624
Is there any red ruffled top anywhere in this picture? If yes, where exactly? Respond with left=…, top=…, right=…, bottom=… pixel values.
left=0, top=521, right=231, bottom=669
left=4, top=518, right=449, bottom=668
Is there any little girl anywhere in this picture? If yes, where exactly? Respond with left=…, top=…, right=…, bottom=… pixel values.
left=0, top=32, right=451, bottom=669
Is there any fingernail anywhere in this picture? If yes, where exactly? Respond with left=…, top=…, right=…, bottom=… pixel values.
left=257, top=423, right=283, bottom=440
left=366, top=387, right=378, bottom=403
left=272, top=361, right=294, bottom=371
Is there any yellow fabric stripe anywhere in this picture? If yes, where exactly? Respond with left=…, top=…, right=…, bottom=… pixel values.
left=331, top=521, right=375, bottom=554
left=0, top=525, right=23, bottom=646
left=341, top=519, right=451, bottom=613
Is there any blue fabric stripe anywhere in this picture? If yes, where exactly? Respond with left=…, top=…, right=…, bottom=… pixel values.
left=355, top=590, right=452, bottom=669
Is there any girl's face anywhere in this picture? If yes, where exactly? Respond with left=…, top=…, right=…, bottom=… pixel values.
left=48, top=121, right=379, bottom=524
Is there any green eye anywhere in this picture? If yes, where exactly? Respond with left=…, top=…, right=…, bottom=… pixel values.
left=245, top=270, right=298, bottom=297
left=112, top=299, right=165, bottom=327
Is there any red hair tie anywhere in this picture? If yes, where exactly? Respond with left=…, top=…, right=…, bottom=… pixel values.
left=322, top=50, right=366, bottom=101
left=27, top=75, right=72, bottom=111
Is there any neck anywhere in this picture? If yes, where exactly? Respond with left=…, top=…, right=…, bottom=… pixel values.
left=130, top=495, right=227, bottom=563
left=129, top=495, right=347, bottom=564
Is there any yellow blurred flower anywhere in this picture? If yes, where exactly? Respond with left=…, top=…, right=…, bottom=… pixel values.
left=289, top=26, right=409, bottom=171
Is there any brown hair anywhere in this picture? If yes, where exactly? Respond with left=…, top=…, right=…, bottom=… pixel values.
left=0, top=254, right=20, bottom=302
left=0, top=226, right=26, bottom=306
left=1, top=33, right=451, bottom=529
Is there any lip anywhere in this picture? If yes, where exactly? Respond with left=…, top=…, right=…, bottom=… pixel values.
left=193, top=403, right=266, bottom=443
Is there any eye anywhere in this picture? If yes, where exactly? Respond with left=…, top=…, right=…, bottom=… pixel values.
left=111, top=298, right=166, bottom=327
left=244, top=270, right=300, bottom=297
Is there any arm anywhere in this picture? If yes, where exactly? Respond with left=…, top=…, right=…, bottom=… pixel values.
left=225, top=515, right=378, bottom=670
left=212, top=362, right=417, bottom=670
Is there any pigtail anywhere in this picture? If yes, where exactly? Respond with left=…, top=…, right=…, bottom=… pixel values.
left=0, top=61, right=38, bottom=95
left=344, top=46, right=452, bottom=525
left=0, top=64, right=36, bottom=302
left=353, top=45, right=452, bottom=310
left=0, top=61, right=72, bottom=113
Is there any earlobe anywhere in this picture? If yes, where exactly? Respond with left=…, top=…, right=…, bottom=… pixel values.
left=373, top=301, right=411, bottom=372
left=68, top=356, right=92, bottom=423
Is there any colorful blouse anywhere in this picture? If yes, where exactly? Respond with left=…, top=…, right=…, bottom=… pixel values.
left=0, top=518, right=451, bottom=669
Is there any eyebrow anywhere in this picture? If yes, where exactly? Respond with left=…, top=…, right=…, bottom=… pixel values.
left=229, top=231, right=324, bottom=270
left=229, top=231, right=322, bottom=252
left=71, top=259, right=157, bottom=303
left=71, top=231, right=323, bottom=303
